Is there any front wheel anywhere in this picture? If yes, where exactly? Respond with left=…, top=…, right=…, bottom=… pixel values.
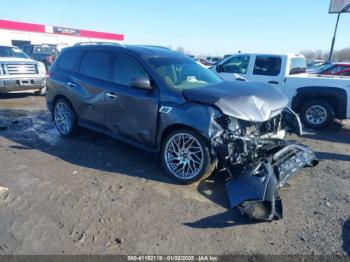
left=161, top=129, right=216, bottom=184
left=300, top=100, right=334, bottom=129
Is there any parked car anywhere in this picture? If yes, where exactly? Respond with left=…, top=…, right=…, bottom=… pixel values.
left=21, top=44, right=59, bottom=70
left=306, top=59, right=325, bottom=70
left=206, top=56, right=222, bottom=64
left=307, top=62, right=350, bottom=75
left=213, top=53, right=350, bottom=129
left=46, top=44, right=318, bottom=220
left=0, top=45, right=46, bottom=95
left=335, top=68, right=350, bottom=76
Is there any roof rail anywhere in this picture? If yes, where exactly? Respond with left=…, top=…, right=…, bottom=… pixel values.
left=74, top=42, right=124, bottom=47
left=139, top=45, right=170, bottom=50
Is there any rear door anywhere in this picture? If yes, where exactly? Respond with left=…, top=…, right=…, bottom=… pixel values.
left=104, top=52, right=160, bottom=147
left=249, top=55, right=284, bottom=89
left=73, top=50, right=112, bottom=131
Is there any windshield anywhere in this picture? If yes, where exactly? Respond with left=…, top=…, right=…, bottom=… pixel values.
left=0, top=46, right=29, bottom=58
left=147, top=56, right=223, bottom=90
left=34, top=45, right=58, bottom=55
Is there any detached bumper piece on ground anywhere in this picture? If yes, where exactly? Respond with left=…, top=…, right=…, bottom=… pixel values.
left=226, top=142, right=318, bottom=221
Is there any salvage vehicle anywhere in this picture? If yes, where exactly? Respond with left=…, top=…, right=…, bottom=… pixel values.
left=213, top=53, right=350, bottom=129
left=20, top=44, right=59, bottom=70
left=0, top=45, right=46, bottom=95
left=46, top=44, right=318, bottom=220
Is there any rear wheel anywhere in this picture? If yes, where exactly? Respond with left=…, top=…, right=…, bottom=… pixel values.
left=300, top=100, right=334, bottom=129
left=161, top=129, right=216, bottom=184
left=53, top=99, right=77, bottom=137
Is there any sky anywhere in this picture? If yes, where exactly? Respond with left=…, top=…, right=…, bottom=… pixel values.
left=1, top=0, right=350, bottom=56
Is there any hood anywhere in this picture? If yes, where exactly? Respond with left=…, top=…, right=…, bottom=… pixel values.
left=182, top=81, right=288, bottom=122
left=0, top=57, right=37, bottom=63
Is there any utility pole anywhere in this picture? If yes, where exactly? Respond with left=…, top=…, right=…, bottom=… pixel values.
left=328, top=3, right=350, bottom=62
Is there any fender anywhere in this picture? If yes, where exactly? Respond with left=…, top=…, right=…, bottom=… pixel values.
left=157, top=102, right=223, bottom=150
left=291, top=86, right=347, bottom=119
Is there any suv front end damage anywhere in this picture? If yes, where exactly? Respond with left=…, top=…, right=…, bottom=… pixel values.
left=213, top=108, right=318, bottom=221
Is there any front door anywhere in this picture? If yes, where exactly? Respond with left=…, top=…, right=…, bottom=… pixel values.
left=104, top=52, right=160, bottom=147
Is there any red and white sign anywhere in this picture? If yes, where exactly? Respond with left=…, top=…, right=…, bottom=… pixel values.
left=0, top=19, right=124, bottom=41
left=329, top=0, right=350, bottom=13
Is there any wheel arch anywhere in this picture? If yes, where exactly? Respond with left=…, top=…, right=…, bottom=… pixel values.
left=291, top=86, right=347, bottom=119
left=52, top=94, right=78, bottom=120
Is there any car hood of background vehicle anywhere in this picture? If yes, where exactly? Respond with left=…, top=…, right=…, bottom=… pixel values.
left=182, top=81, right=289, bottom=122
left=0, top=57, right=37, bottom=63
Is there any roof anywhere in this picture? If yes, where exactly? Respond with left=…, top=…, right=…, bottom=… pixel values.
left=64, top=44, right=186, bottom=59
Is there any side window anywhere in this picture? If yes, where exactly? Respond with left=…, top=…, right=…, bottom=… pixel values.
left=289, top=58, right=306, bottom=75
left=79, top=51, right=111, bottom=81
left=112, top=53, right=148, bottom=86
left=57, top=50, right=82, bottom=72
left=222, top=56, right=250, bottom=74
left=253, top=56, right=282, bottom=76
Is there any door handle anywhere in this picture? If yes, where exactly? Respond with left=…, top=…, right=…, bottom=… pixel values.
left=268, top=81, right=279, bottom=84
left=106, top=92, right=118, bottom=99
left=67, top=81, right=77, bottom=88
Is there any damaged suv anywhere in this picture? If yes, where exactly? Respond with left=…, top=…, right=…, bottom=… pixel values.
left=47, top=44, right=318, bottom=220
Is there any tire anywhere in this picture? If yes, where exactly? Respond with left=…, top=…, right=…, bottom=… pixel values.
left=300, top=100, right=335, bottom=129
left=53, top=98, right=77, bottom=137
left=161, top=129, right=216, bottom=184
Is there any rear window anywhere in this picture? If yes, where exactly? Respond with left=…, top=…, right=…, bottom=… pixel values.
left=79, top=51, right=111, bottom=81
left=57, top=49, right=82, bottom=72
left=253, top=56, right=281, bottom=76
left=290, top=58, right=306, bottom=75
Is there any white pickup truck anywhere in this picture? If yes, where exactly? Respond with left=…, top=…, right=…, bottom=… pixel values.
left=213, top=53, right=350, bottom=129
left=0, top=45, right=46, bottom=95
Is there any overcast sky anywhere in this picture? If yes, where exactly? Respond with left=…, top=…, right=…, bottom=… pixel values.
left=2, top=0, right=350, bottom=56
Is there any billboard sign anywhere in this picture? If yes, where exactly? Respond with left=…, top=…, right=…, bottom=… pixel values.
left=329, top=0, right=350, bottom=13
left=53, top=26, right=80, bottom=36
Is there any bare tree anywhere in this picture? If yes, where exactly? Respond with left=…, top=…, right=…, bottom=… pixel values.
left=301, top=47, right=350, bottom=62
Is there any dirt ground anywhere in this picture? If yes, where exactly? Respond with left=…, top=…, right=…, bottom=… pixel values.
left=0, top=92, right=349, bottom=255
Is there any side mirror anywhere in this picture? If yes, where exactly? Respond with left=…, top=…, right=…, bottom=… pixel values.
left=131, top=77, right=152, bottom=90
left=216, top=64, right=223, bottom=73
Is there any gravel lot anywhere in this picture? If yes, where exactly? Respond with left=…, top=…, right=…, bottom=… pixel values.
left=0, top=93, right=349, bottom=255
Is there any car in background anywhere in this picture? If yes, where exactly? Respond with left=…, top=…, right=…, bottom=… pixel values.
left=0, top=45, right=46, bottom=95
left=307, top=62, right=350, bottom=75
left=335, top=68, right=350, bottom=76
left=21, top=44, right=59, bottom=70
left=206, top=57, right=222, bottom=65
left=306, top=59, right=325, bottom=69
left=213, top=53, right=350, bottom=129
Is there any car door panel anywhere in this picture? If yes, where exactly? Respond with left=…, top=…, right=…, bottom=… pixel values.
left=104, top=53, right=160, bottom=147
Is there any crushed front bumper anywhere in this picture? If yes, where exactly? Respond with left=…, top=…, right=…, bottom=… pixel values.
left=225, top=142, right=318, bottom=221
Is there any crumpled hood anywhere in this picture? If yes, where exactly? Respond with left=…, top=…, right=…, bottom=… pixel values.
left=182, top=81, right=288, bottom=122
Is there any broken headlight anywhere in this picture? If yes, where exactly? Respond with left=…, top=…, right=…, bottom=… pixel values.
left=227, top=116, right=240, bottom=132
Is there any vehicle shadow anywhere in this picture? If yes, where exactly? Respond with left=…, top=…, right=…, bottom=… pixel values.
left=316, top=151, right=350, bottom=161
left=0, top=92, right=36, bottom=99
left=183, top=209, right=259, bottom=229
left=343, top=219, right=350, bottom=255
left=0, top=109, right=176, bottom=185
left=183, top=171, right=260, bottom=228
left=302, top=121, right=350, bottom=145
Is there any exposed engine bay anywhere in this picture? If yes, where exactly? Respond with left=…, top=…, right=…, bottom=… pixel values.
left=212, top=108, right=318, bottom=221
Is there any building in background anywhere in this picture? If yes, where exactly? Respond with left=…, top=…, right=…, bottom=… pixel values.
left=0, top=19, right=124, bottom=50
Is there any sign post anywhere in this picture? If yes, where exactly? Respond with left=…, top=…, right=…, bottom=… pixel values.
left=328, top=0, right=350, bottom=61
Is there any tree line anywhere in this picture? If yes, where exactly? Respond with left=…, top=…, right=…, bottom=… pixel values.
left=301, top=47, right=350, bottom=62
